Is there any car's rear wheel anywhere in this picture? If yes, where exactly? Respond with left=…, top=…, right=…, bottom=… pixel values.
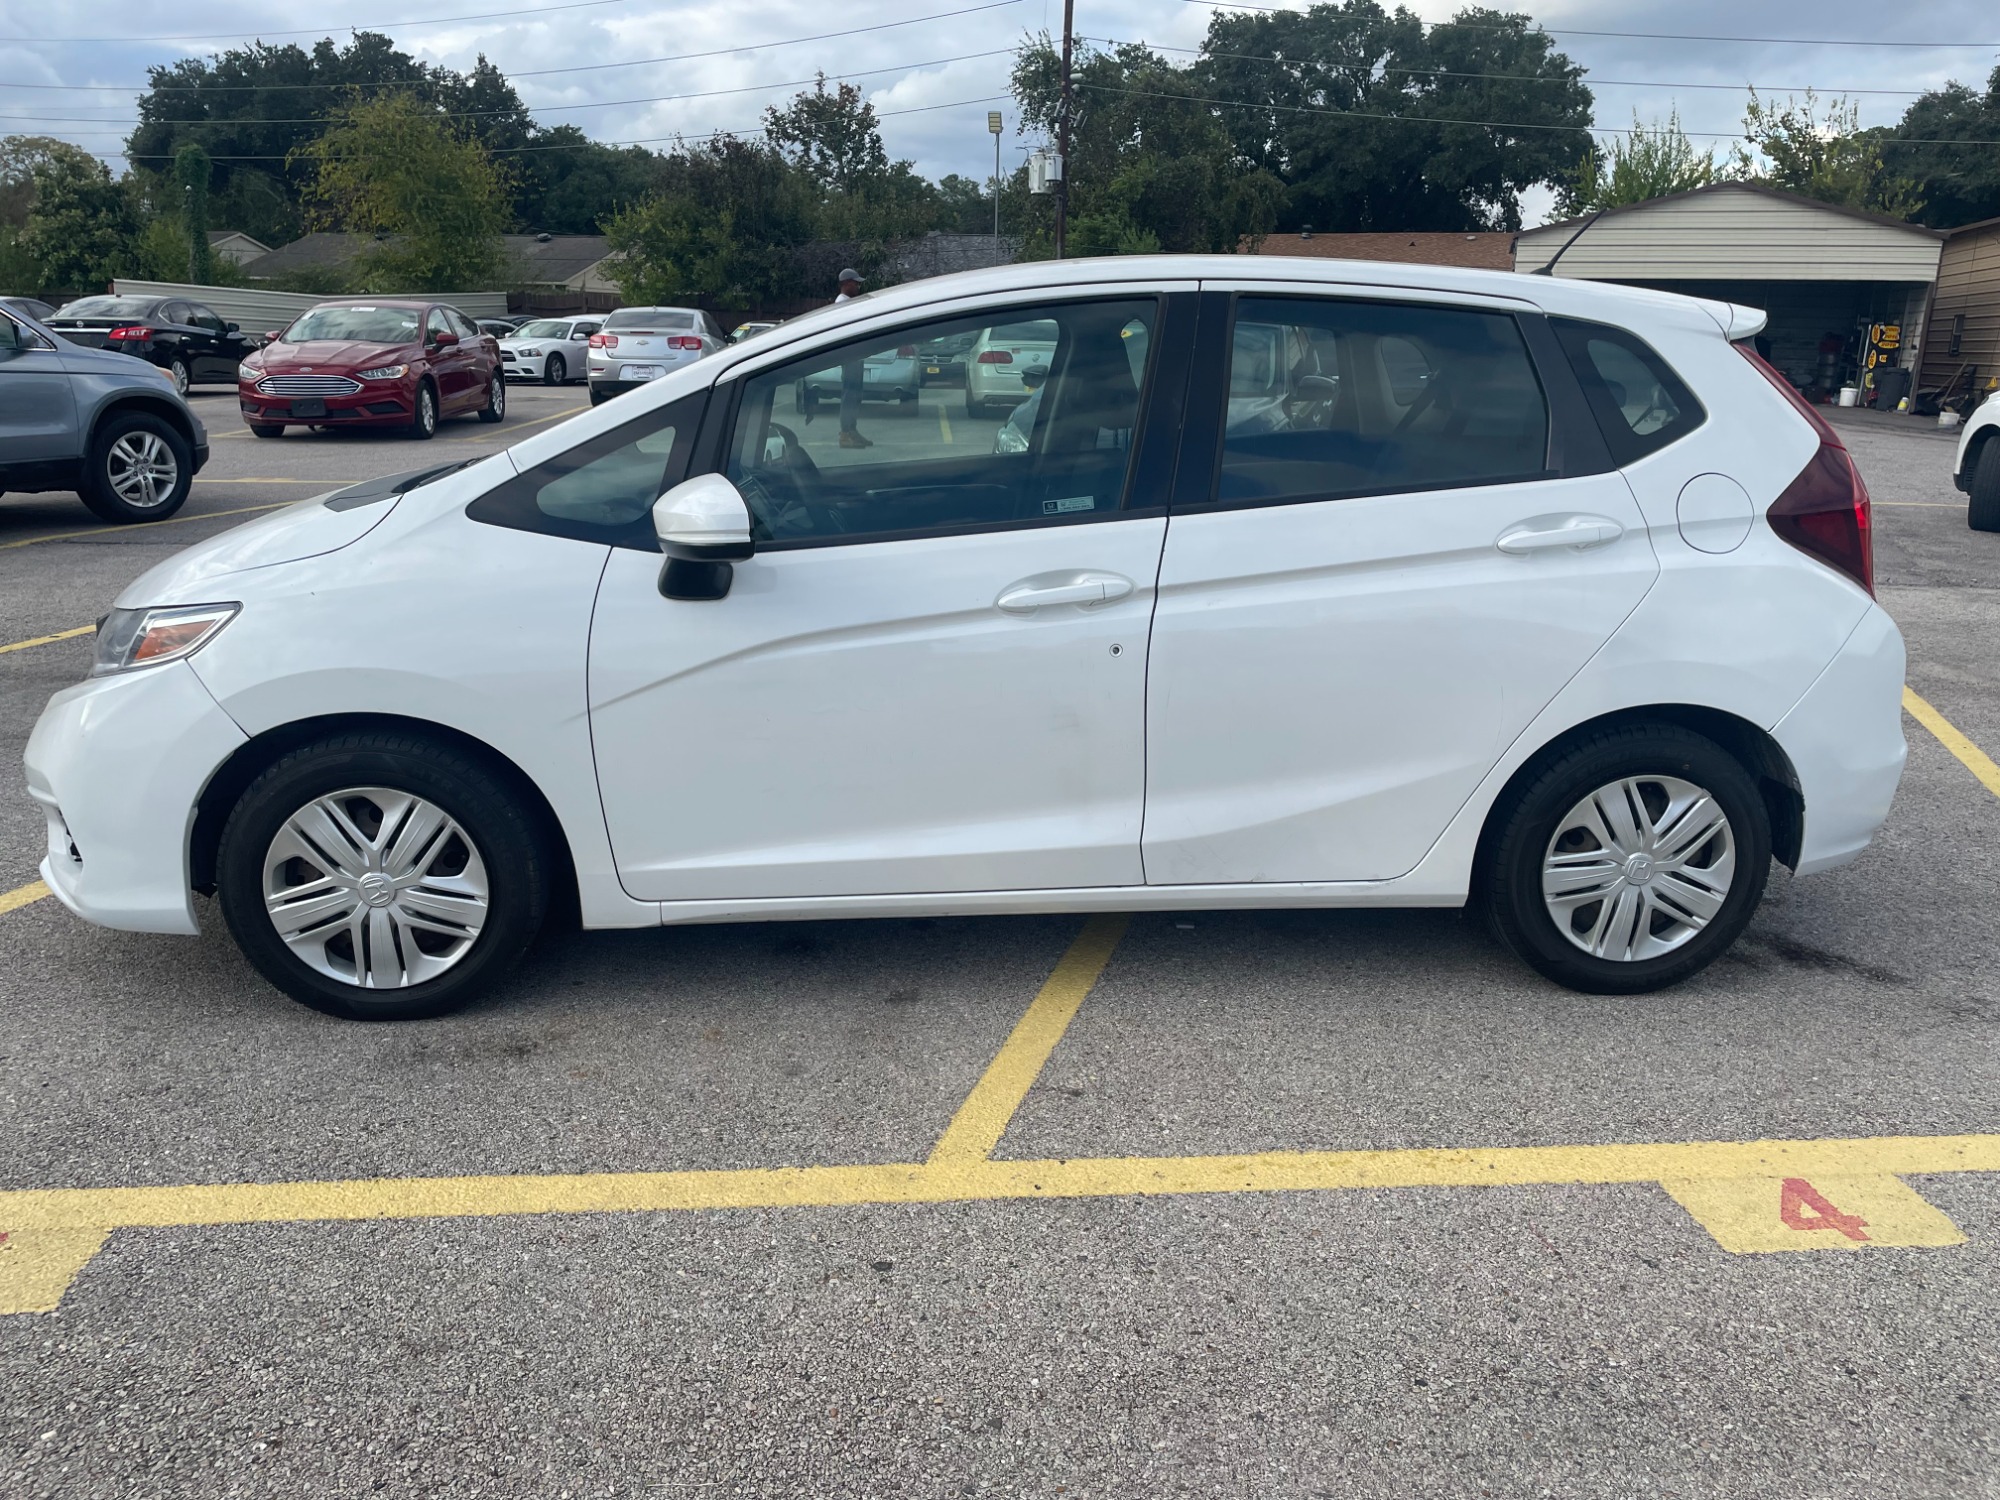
left=1482, top=724, right=1770, bottom=994
left=1969, top=437, right=2000, bottom=533
left=217, top=732, right=551, bottom=1020
left=477, top=372, right=506, bottom=424
left=543, top=353, right=566, bottom=386
left=249, top=422, right=285, bottom=439
left=79, top=410, right=193, bottom=522
left=965, top=391, right=986, bottom=418
left=409, top=381, right=438, bottom=440
left=167, top=357, right=190, bottom=396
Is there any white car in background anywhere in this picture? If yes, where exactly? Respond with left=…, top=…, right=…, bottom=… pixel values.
left=964, top=317, right=1058, bottom=417
left=24, top=257, right=1905, bottom=1021
left=588, top=307, right=727, bottom=405
left=1954, top=384, right=2000, bottom=531
left=500, top=317, right=601, bottom=386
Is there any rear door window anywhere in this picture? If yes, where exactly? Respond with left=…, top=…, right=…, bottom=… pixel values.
left=1212, top=297, right=1550, bottom=505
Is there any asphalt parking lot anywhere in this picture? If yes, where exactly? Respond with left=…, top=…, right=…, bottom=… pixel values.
left=3, top=389, right=1999, bottom=1497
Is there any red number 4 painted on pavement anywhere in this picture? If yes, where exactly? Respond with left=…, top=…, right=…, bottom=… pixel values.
left=1779, top=1178, right=1870, bottom=1241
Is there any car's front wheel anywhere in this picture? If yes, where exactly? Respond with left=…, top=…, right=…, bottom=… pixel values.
left=79, top=410, right=193, bottom=522
left=544, top=353, right=566, bottom=386
left=409, top=381, right=439, bottom=440
left=1969, top=436, right=2000, bottom=533
left=216, top=732, right=552, bottom=1020
left=1482, top=724, right=1770, bottom=994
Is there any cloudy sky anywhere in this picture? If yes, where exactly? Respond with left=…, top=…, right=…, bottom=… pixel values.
left=2, top=0, right=1994, bottom=223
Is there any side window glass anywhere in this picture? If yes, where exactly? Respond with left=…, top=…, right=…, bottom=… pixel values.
left=162, top=303, right=189, bottom=326
left=722, top=298, right=1158, bottom=546
left=574, top=323, right=599, bottom=340
left=1552, top=318, right=1706, bottom=464
left=466, top=393, right=703, bottom=547
left=426, top=309, right=449, bottom=343
left=1215, top=297, right=1549, bottom=505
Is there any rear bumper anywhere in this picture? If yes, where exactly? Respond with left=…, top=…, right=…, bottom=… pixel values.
left=1772, top=604, right=1908, bottom=877
left=23, top=661, right=247, bottom=934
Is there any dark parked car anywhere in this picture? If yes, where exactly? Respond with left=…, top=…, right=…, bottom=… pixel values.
left=915, top=330, right=977, bottom=385
left=237, top=299, right=506, bottom=439
left=476, top=317, right=522, bottom=339
left=43, top=294, right=257, bottom=397
left=1, top=295, right=58, bottom=322
left=0, top=302, right=209, bottom=521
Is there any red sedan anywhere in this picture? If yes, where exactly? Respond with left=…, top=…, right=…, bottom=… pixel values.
left=237, top=300, right=507, bottom=439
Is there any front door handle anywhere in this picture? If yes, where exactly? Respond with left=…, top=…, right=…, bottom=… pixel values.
left=1496, top=514, right=1625, bottom=554
left=996, top=570, right=1136, bottom=614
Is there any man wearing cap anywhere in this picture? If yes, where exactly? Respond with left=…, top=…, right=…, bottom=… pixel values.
left=835, top=268, right=870, bottom=449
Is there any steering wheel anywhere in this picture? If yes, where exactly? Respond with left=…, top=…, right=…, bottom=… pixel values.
left=745, top=421, right=845, bottom=536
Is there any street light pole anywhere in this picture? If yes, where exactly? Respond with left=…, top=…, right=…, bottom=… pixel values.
left=988, top=110, right=1004, bottom=267
left=1054, top=0, right=1073, bottom=258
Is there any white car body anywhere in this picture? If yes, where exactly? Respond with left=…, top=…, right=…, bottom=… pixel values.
left=25, top=256, right=1906, bottom=1009
left=587, top=306, right=726, bottom=401
left=1953, top=385, right=2000, bottom=489
left=964, top=318, right=1058, bottom=415
left=499, top=318, right=600, bottom=384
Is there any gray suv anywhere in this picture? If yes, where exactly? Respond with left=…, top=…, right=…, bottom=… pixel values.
left=0, top=303, right=209, bottom=522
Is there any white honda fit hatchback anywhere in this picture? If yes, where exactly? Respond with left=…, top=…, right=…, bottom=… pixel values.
left=25, top=258, right=1905, bottom=1019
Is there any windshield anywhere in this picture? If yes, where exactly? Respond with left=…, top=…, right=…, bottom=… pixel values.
left=55, top=297, right=158, bottom=320
left=284, top=305, right=422, bottom=344
left=605, top=309, right=695, bottom=331
left=513, top=320, right=571, bottom=339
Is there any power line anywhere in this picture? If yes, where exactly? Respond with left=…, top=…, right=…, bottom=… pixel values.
left=1084, top=37, right=1936, bottom=98
left=0, top=0, right=1024, bottom=91
left=1180, top=0, right=2000, bottom=49
left=0, top=49, right=1017, bottom=133
left=0, top=0, right=644, bottom=46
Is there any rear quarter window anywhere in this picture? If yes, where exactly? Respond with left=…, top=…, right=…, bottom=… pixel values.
left=1552, top=318, right=1705, bottom=466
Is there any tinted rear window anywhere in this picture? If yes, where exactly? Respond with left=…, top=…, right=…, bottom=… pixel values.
left=55, top=297, right=159, bottom=319
left=605, top=309, right=696, bottom=330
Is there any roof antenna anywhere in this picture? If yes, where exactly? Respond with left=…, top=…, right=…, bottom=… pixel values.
left=1531, top=210, right=1604, bottom=276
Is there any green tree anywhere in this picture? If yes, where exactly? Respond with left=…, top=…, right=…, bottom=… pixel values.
left=175, top=143, right=215, bottom=282
left=1191, top=1, right=1593, bottom=232
left=606, top=137, right=815, bottom=307
left=17, top=149, right=142, bottom=291
left=1558, top=111, right=1719, bottom=216
left=296, top=93, right=510, bottom=290
left=1, top=135, right=104, bottom=228
left=763, top=76, right=940, bottom=249
left=1887, top=66, right=2000, bottom=229
left=931, top=174, right=994, bottom=234
left=1735, top=90, right=1922, bottom=219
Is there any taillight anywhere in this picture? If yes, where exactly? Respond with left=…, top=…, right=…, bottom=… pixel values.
left=108, top=325, right=154, bottom=341
left=1739, top=344, right=1873, bottom=597
left=977, top=350, right=1012, bottom=364
left=590, top=333, right=616, bottom=349
left=667, top=335, right=702, bottom=350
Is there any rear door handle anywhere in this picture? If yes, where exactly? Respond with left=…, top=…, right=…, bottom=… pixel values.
left=1496, top=514, right=1625, bottom=554
left=996, top=571, right=1136, bottom=614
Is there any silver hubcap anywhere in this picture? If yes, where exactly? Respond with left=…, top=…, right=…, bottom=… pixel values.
left=420, top=391, right=435, bottom=432
left=105, top=432, right=179, bottom=508
left=170, top=361, right=188, bottom=395
left=1541, top=775, right=1736, bottom=962
left=491, top=376, right=503, bottom=413
left=262, top=787, right=489, bottom=990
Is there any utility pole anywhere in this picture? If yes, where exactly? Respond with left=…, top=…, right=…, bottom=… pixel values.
left=1054, top=0, right=1073, bottom=258
left=988, top=110, right=1004, bottom=267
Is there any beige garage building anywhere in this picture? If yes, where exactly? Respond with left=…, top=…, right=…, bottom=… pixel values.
left=1515, top=182, right=1944, bottom=401
left=1918, top=217, right=2000, bottom=412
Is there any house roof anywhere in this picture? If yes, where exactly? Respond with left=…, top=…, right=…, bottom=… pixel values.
left=1242, top=231, right=1517, bottom=270
left=206, top=229, right=272, bottom=251
left=1520, top=181, right=1945, bottom=242
left=242, top=231, right=614, bottom=283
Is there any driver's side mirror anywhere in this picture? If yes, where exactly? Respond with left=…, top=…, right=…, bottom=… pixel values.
left=432, top=330, right=459, bottom=348
left=653, top=473, right=754, bottom=601
left=225, top=322, right=240, bottom=334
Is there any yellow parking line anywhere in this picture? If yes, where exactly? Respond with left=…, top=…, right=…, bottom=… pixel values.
left=0, top=501, right=289, bottom=552
left=0, top=626, right=92, bottom=656
left=938, top=404, right=953, bottom=444
left=1873, top=501, right=1958, bottom=507
left=1904, top=686, right=2000, bottom=799
left=0, top=879, right=50, bottom=916
left=928, top=915, right=1127, bottom=1166
left=447, top=405, right=586, bottom=439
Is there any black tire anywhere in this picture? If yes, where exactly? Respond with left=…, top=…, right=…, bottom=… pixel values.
left=216, top=732, right=552, bottom=1021
left=543, top=352, right=566, bottom=386
left=167, top=357, right=190, bottom=397
left=79, top=409, right=193, bottom=523
left=477, top=371, right=506, bottom=424
left=1970, top=437, right=2000, bottom=533
left=589, top=387, right=607, bottom=406
left=1481, top=724, right=1770, bottom=995
left=248, top=423, right=285, bottom=440
left=409, top=381, right=439, bottom=440
left=965, top=391, right=985, bottom=419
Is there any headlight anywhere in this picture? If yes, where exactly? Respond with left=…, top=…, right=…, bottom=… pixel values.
left=93, top=604, right=240, bottom=677
left=238, top=362, right=260, bottom=381
left=357, top=364, right=407, bottom=380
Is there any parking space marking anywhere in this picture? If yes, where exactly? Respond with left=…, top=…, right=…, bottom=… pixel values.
left=0, top=501, right=289, bottom=552
left=1905, top=686, right=2000, bottom=799
left=0, top=626, right=92, bottom=657
left=1663, top=1173, right=1966, bottom=1253
left=927, top=914, right=1128, bottom=1167
left=0, top=879, right=49, bottom=916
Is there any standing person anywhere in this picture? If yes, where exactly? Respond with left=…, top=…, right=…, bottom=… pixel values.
left=835, top=267, right=871, bottom=449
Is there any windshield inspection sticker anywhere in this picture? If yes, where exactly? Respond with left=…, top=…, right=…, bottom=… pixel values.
left=1043, top=495, right=1096, bottom=515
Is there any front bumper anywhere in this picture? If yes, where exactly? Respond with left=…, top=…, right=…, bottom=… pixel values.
left=1772, top=604, right=1907, bottom=877
left=239, top=382, right=415, bottom=428
left=23, top=660, right=248, bottom=934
